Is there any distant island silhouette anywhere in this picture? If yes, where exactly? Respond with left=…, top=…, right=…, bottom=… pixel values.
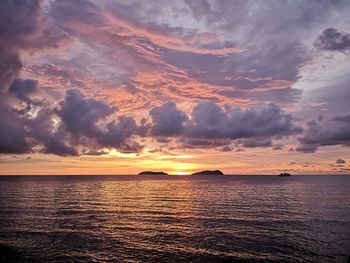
left=138, top=171, right=168, bottom=175
left=192, top=170, right=224, bottom=175
left=279, top=172, right=291, bottom=177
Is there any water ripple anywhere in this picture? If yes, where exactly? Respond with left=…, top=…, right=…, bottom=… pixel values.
left=0, top=175, right=349, bottom=262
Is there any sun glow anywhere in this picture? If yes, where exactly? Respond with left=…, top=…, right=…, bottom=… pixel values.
left=169, top=162, right=199, bottom=175
left=174, top=171, right=190, bottom=175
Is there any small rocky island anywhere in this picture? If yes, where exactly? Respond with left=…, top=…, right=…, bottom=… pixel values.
left=279, top=172, right=291, bottom=177
left=138, top=171, right=168, bottom=175
left=192, top=170, right=224, bottom=175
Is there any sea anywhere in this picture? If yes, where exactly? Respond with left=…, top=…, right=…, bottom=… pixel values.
left=0, top=175, right=349, bottom=263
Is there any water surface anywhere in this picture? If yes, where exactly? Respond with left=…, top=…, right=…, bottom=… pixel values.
left=0, top=175, right=349, bottom=262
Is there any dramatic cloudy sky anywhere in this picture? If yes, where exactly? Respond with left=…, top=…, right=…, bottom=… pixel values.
left=1, top=0, right=350, bottom=175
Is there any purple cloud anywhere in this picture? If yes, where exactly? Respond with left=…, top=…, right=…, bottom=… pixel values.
left=187, top=102, right=302, bottom=140
left=150, top=102, right=189, bottom=137
left=57, top=89, right=117, bottom=138
left=57, top=89, right=143, bottom=153
left=297, top=113, right=350, bottom=153
left=8, top=78, right=38, bottom=102
left=314, top=28, right=350, bottom=52
left=1, top=0, right=350, bottom=163
left=148, top=101, right=302, bottom=149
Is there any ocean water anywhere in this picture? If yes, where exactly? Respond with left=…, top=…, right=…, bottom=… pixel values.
left=0, top=175, right=349, bottom=263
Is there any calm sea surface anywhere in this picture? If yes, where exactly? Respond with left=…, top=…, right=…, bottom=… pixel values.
left=0, top=175, right=349, bottom=263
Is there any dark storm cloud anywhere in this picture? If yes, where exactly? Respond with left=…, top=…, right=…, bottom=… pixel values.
left=219, top=145, right=232, bottom=152
left=297, top=113, right=350, bottom=153
left=336, top=159, right=346, bottom=164
left=149, top=102, right=189, bottom=137
left=187, top=102, right=302, bottom=140
left=240, top=139, right=273, bottom=148
left=332, top=114, right=350, bottom=123
left=8, top=78, right=38, bottom=102
left=148, top=101, right=302, bottom=149
left=0, top=0, right=69, bottom=86
left=83, top=149, right=108, bottom=156
left=0, top=0, right=41, bottom=44
left=0, top=0, right=69, bottom=61
left=57, top=89, right=117, bottom=138
left=0, top=0, right=73, bottom=155
left=0, top=0, right=40, bottom=89
left=28, top=107, right=78, bottom=157
left=7, top=78, right=42, bottom=114
left=180, top=138, right=231, bottom=149
left=95, top=116, right=139, bottom=150
left=42, top=140, right=78, bottom=156
left=295, top=144, right=318, bottom=154
left=1, top=86, right=144, bottom=156
left=0, top=50, right=22, bottom=90
left=314, top=28, right=350, bottom=52
left=57, top=89, right=143, bottom=153
left=0, top=97, right=31, bottom=154
left=0, top=95, right=78, bottom=156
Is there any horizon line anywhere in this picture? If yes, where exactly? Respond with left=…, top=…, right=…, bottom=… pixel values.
left=0, top=174, right=349, bottom=177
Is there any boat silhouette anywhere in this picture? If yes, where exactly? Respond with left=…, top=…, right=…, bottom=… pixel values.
left=279, top=172, right=291, bottom=177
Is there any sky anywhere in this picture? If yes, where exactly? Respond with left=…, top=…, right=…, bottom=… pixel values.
left=0, top=0, right=350, bottom=175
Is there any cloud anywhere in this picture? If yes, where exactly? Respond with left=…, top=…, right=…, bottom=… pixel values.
left=0, top=97, right=30, bottom=154
left=43, top=0, right=319, bottom=109
left=314, top=28, right=350, bottom=52
left=1, top=0, right=349, bottom=166
left=295, top=144, right=318, bottom=154
left=0, top=0, right=71, bottom=50
left=57, top=89, right=117, bottom=138
left=0, top=94, right=78, bottom=156
left=0, top=0, right=41, bottom=45
left=28, top=107, right=78, bottom=156
left=49, top=0, right=104, bottom=25
left=0, top=0, right=75, bottom=156
left=0, top=0, right=40, bottom=90
left=95, top=116, right=140, bottom=150
left=272, top=144, right=284, bottom=150
left=0, top=0, right=143, bottom=157
left=148, top=101, right=302, bottom=149
left=0, top=0, right=140, bottom=157
left=336, top=159, right=346, bottom=164
left=57, top=89, right=142, bottom=153
left=149, top=102, right=189, bottom=136
left=241, top=138, right=273, bottom=148
left=8, top=78, right=38, bottom=102
left=219, top=145, right=232, bottom=152
left=1, top=86, right=144, bottom=156
left=42, top=139, right=78, bottom=156
left=180, top=138, right=231, bottom=149
left=0, top=50, right=22, bottom=90
left=297, top=113, right=350, bottom=153
left=187, top=101, right=302, bottom=140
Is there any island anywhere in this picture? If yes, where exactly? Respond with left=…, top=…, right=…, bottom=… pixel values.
left=138, top=171, right=168, bottom=175
left=279, top=172, right=291, bottom=177
left=191, top=170, right=224, bottom=176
